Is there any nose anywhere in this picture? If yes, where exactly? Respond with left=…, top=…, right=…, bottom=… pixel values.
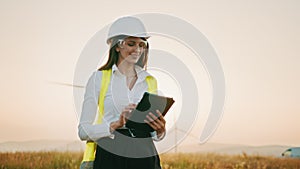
left=134, top=45, right=142, bottom=52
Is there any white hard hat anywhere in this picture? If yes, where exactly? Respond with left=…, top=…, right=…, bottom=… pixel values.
left=107, top=16, right=150, bottom=44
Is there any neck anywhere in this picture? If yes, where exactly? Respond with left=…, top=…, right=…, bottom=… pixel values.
left=116, top=62, right=136, bottom=77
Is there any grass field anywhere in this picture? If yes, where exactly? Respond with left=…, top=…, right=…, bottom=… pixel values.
left=1, top=151, right=300, bottom=169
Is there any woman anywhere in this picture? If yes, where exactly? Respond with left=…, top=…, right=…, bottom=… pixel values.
left=78, top=16, right=166, bottom=169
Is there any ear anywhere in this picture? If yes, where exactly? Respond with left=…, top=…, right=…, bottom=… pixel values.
left=116, top=47, right=120, bottom=52
left=118, top=40, right=124, bottom=49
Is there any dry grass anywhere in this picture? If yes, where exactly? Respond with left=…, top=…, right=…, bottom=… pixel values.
left=160, top=152, right=300, bottom=169
left=0, top=151, right=82, bottom=169
left=1, top=151, right=300, bottom=169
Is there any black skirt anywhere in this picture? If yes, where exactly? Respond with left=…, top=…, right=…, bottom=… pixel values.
left=93, top=129, right=162, bottom=169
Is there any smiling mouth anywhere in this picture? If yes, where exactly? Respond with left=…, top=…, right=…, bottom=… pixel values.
left=130, top=53, right=141, bottom=57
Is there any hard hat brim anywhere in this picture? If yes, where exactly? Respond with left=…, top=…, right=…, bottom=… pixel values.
left=106, top=34, right=150, bottom=44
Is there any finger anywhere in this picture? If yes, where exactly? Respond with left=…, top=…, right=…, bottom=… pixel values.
left=146, top=115, right=160, bottom=128
left=146, top=115, right=162, bottom=129
left=123, top=107, right=134, bottom=114
left=155, top=118, right=165, bottom=128
left=148, top=112, right=158, bottom=121
left=148, top=113, right=165, bottom=128
left=149, top=112, right=165, bottom=127
left=128, top=103, right=136, bottom=106
left=148, top=112, right=166, bottom=129
left=122, top=111, right=131, bottom=120
left=145, top=118, right=165, bottom=133
left=146, top=113, right=157, bottom=122
left=123, top=106, right=134, bottom=111
left=156, top=110, right=166, bottom=123
left=127, top=103, right=137, bottom=109
left=156, top=110, right=162, bottom=117
left=144, top=119, right=157, bottom=130
left=123, top=106, right=135, bottom=115
left=119, top=114, right=126, bottom=125
left=145, top=114, right=154, bottom=122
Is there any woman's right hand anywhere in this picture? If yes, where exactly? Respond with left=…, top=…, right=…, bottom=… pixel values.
left=109, top=103, right=136, bottom=133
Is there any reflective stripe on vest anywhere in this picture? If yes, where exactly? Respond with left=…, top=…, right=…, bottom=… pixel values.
left=82, top=69, right=157, bottom=162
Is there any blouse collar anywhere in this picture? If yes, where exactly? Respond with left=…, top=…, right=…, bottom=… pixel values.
left=111, top=64, right=151, bottom=83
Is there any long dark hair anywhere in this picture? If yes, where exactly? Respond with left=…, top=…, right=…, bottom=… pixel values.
left=99, top=35, right=149, bottom=71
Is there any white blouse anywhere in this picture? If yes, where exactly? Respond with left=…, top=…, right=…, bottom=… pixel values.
left=78, top=65, right=164, bottom=141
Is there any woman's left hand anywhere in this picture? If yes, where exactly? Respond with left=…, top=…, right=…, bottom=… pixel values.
left=144, top=110, right=166, bottom=137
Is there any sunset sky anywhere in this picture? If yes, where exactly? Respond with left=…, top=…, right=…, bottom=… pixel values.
left=0, top=0, right=299, bottom=148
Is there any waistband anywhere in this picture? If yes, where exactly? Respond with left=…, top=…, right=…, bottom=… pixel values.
left=115, top=128, right=151, bottom=138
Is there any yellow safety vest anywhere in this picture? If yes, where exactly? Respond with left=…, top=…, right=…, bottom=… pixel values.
left=81, top=69, right=157, bottom=162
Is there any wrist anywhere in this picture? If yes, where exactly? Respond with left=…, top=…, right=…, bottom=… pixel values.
left=110, top=121, right=121, bottom=133
left=157, top=129, right=166, bottom=140
left=156, top=129, right=165, bottom=137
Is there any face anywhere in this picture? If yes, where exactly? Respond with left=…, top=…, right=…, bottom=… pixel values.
left=116, top=37, right=148, bottom=65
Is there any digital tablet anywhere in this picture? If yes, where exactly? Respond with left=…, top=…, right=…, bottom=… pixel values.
left=125, top=92, right=175, bottom=132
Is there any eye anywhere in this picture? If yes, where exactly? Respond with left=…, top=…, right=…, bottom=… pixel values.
left=139, top=42, right=147, bottom=48
left=126, top=41, right=136, bottom=47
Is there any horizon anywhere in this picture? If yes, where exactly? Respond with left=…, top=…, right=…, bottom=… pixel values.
left=1, top=139, right=298, bottom=147
left=0, top=139, right=296, bottom=158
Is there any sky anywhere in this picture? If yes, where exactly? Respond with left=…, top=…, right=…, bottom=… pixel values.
left=0, top=0, right=299, bottom=147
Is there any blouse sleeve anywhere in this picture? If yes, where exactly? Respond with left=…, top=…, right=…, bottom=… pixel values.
left=151, top=131, right=166, bottom=141
left=78, top=71, right=113, bottom=141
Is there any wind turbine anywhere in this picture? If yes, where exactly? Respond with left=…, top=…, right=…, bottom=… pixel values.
left=47, top=81, right=85, bottom=89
